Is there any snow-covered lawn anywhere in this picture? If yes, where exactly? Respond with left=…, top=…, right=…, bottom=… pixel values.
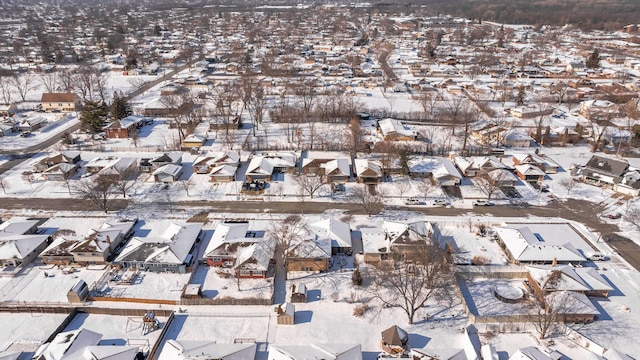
left=0, top=313, right=68, bottom=353
left=189, top=266, right=274, bottom=300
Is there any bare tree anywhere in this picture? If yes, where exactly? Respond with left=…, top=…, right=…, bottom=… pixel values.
left=528, top=271, right=573, bottom=339
left=414, top=90, right=438, bottom=120
left=0, top=75, right=14, bottom=104
left=162, top=93, right=197, bottom=141
left=624, top=207, right=640, bottom=229
left=39, top=72, right=59, bottom=93
left=113, top=168, right=139, bottom=198
left=268, top=215, right=308, bottom=280
left=586, top=107, right=615, bottom=153
left=74, top=66, right=110, bottom=102
left=178, top=177, right=195, bottom=197
left=21, top=171, right=35, bottom=189
left=559, top=178, right=578, bottom=195
left=417, top=177, right=435, bottom=201
left=0, top=176, right=10, bottom=194
left=369, top=243, right=455, bottom=325
left=74, top=173, right=118, bottom=213
left=348, top=184, right=385, bottom=216
left=58, top=70, right=76, bottom=93
left=11, top=73, right=37, bottom=102
left=293, top=173, right=326, bottom=199
left=395, top=178, right=411, bottom=199
left=476, top=170, right=505, bottom=200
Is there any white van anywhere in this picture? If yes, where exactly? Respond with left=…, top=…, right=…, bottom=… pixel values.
left=588, top=252, right=606, bottom=261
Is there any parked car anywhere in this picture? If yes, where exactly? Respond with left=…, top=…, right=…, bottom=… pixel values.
left=587, top=252, right=606, bottom=261
left=432, top=199, right=448, bottom=206
left=404, top=198, right=421, bottom=205
left=20, top=131, right=33, bottom=137
left=607, top=212, right=622, bottom=219
left=473, top=199, right=494, bottom=206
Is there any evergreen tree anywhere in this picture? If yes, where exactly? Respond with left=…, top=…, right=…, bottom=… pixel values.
left=81, top=100, right=109, bottom=133
left=586, top=48, right=600, bottom=69
left=110, top=91, right=132, bottom=121
left=516, top=87, right=526, bottom=106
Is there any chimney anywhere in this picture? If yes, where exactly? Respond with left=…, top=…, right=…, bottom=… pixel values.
left=552, top=257, right=557, bottom=267
left=105, top=235, right=111, bottom=244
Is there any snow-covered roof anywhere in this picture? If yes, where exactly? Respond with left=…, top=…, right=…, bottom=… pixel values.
left=0, top=218, right=38, bottom=235
left=545, top=291, right=600, bottom=315
left=246, top=156, right=274, bottom=176
left=204, top=221, right=257, bottom=257
left=269, top=344, right=362, bottom=360
left=234, top=238, right=275, bottom=271
left=289, top=237, right=332, bottom=259
left=361, top=226, right=388, bottom=254
left=509, top=346, right=563, bottom=360
left=411, top=347, right=468, bottom=360
left=526, top=265, right=613, bottom=293
left=321, top=159, right=351, bottom=177
left=515, top=164, right=546, bottom=176
left=353, top=158, right=382, bottom=177
left=495, top=226, right=585, bottom=263
left=434, top=159, right=463, bottom=180
left=159, top=340, right=256, bottom=360
left=383, top=220, right=433, bottom=245
left=153, top=163, right=183, bottom=177
left=378, top=118, right=415, bottom=138
left=209, top=164, right=238, bottom=177
left=115, top=222, right=202, bottom=265
left=308, top=218, right=352, bottom=249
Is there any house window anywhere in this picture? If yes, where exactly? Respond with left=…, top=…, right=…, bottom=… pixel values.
left=239, top=270, right=251, bottom=276
left=212, top=257, right=222, bottom=262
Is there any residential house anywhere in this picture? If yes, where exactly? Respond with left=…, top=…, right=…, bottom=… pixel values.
left=0, top=103, right=17, bottom=117
left=209, top=164, right=238, bottom=182
left=579, top=99, right=618, bottom=121
left=503, top=129, right=534, bottom=147
left=40, top=93, right=80, bottom=112
left=153, top=163, right=183, bottom=182
left=39, top=236, right=82, bottom=265
left=33, top=152, right=81, bottom=173
left=494, top=226, right=585, bottom=264
left=508, top=346, right=564, bottom=360
left=582, top=155, right=629, bottom=186
left=204, top=221, right=261, bottom=267
left=34, top=328, right=138, bottom=360
left=158, top=340, right=256, bottom=360
left=410, top=348, right=470, bottom=360
left=377, top=118, right=416, bottom=141
left=614, top=170, right=640, bottom=197
left=42, top=163, right=79, bottom=181
left=103, top=115, right=144, bottom=139
left=114, top=222, right=203, bottom=273
left=234, top=239, right=275, bottom=278
left=18, top=116, right=47, bottom=132
left=84, top=156, right=137, bottom=177
left=353, top=158, right=383, bottom=184
left=321, top=159, right=351, bottom=183
left=245, top=156, right=274, bottom=182
left=433, top=159, right=463, bottom=186
left=181, top=134, right=207, bottom=149
left=514, top=164, right=545, bottom=182
left=407, top=157, right=440, bottom=179
left=71, top=220, right=136, bottom=265
left=512, top=153, right=560, bottom=174
left=526, top=265, right=613, bottom=298
left=193, top=151, right=240, bottom=174
left=253, top=152, right=298, bottom=174
left=286, top=237, right=332, bottom=272
left=269, top=344, right=362, bottom=360
left=139, top=152, right=183, bottom=173
left=308, top=218, right=352, bottom=255
left=487, top=168, right=519, bottom=187
left=0, top=217, right=50, bottom=268
left=361, top=220, right=435, bottom=264
left=603, top=127, right=632, bottom=144
left=453, top=156, right=506, bottom=177
left=508, top=105, right=554, bottom=119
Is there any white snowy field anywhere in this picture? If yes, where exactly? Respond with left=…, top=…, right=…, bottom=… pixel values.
left=0, top=312, right=68, bottom=353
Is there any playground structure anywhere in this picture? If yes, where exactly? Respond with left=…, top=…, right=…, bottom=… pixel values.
left=126, top=311, right=160, bottom=335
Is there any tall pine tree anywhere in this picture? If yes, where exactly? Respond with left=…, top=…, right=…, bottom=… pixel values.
left=80, top=100, right=109, bottom=133
left=586, top=49, right=600, bottom=69
left=110, top=91, right=132, bottom=121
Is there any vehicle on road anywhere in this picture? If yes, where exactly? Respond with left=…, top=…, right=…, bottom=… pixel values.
left=20, top=131, right=33, bottom=137
left=404, top=198, right=421, bottom=205
left=473, top=199, right=494, bottom=206
left=607, top=212, right=622, bottom=219
left=432, top=199, right=448, bottom=206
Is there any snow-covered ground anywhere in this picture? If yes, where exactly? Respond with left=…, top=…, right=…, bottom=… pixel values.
left=0, top=313, right=68, bottom=353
